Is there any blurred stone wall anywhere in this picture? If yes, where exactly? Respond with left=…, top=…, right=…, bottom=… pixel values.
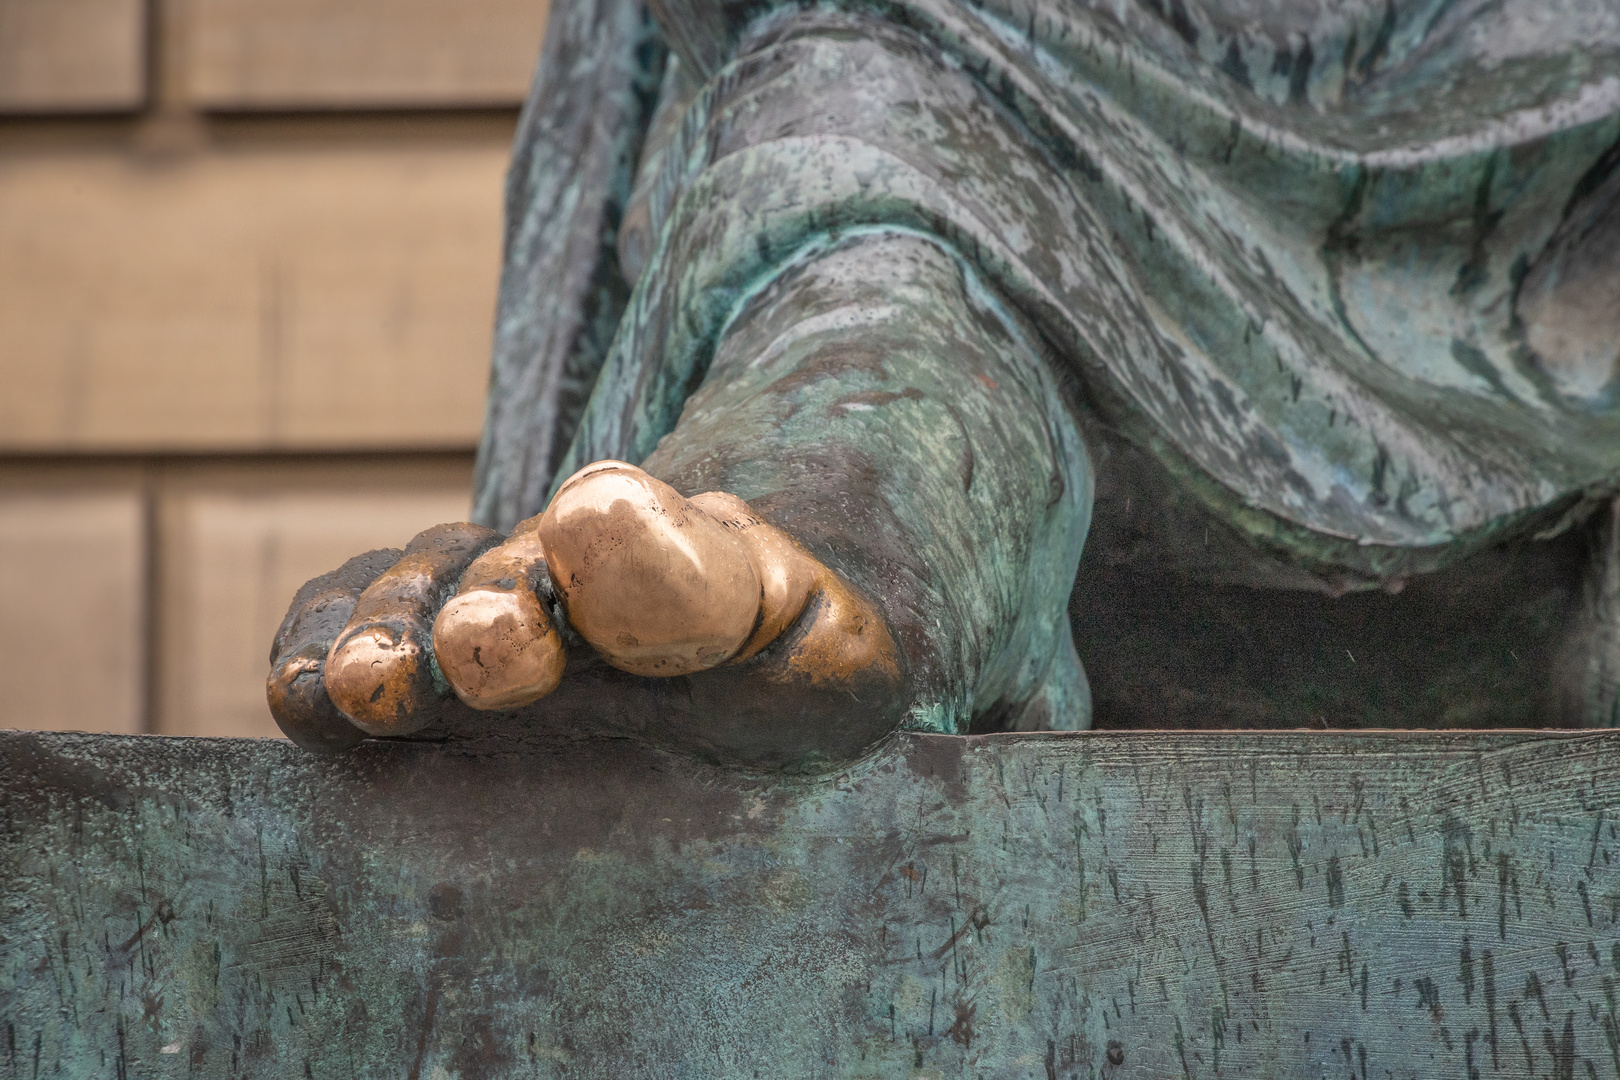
left=0, top=0, right=550, bottom=736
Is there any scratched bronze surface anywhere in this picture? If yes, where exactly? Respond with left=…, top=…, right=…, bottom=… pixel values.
left=5, top=727, right=1617, bottom=1078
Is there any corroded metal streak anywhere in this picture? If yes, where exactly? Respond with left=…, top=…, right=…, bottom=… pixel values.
left=4, top=728, right=1620, bottom=1078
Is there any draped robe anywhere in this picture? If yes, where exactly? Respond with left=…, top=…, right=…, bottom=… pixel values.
left=474, top=0, right=1620, bottom=589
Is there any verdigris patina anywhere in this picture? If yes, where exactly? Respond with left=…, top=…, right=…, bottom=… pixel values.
left=264, top=0, right=1620, bottom=757
left=7, top=727, right=1620, bottom=1077
left=10, top=4, right=1620, bottom=1077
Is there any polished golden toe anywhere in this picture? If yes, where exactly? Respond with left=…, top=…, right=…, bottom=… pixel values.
left=432, top=521, right=565, bottom=710
left=266, top=643, right=368, bottom=753
left=319, top=522, right=501, bottom=734
left=781, top=569, right=901, bottom=688
left=538, top=462, right=762, bottom=676
left=324, top=625, right=424, bottom=735
left=434, top=590, right=564, bottom=709
left=684, top=490, right=898, bottom=685
left=539, top=460, right=902, bottom=689
left=687, top=491, right=817, bottom=662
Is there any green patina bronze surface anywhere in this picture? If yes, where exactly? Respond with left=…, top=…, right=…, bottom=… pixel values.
left=11, top=4, right=1619, bottom=1078
left=9, top=726, right=1620, bottom=1078
left=451, top=0, right=1620, bottom=736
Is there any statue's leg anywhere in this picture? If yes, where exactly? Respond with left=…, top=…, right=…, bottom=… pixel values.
left=270, top=231, right=1092, bottom=760
left=633, top=231, right=1094, bottom=738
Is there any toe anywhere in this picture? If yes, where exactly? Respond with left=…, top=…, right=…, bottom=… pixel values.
left=267, top=548, right=401, bottom=752
left=779, top=569, right=902, bottom=690
left=324, top=522, right=501, bottom=734
left=687, top=491, right=817, bottom=662
left=685, top=490, right=898, bottom=688
left=538, top=462, right=761, bottom=676
left=432, top=516, right=565, bottom=710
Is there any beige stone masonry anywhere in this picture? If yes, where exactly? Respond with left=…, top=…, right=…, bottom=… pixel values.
left=0, top=0, right=146, bottom=113
left=0, top=134, right=507, bottom=452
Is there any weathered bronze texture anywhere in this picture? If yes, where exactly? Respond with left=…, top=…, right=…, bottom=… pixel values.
left=24, top=0, right=1620, bottom=1074
left=265, top=0, right=1618, bottom=750
left=8, top=726, right=1620, bottom=1078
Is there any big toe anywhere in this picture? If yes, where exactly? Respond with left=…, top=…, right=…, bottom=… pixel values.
left=538, top=462, right=761, bottom=676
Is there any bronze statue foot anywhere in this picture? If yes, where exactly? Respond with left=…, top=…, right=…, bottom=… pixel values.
left=268, top=461, right=900, bottom=749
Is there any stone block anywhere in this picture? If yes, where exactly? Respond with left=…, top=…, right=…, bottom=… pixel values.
left=0, top=475, right=145, bottom=733
left=0, top=0, right=145, bottom=113
left=0, top=137, right=507, bottom=451
left=182, top=0, right=549, bottom=108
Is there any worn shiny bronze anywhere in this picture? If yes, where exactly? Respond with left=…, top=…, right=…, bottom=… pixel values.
left=686, top=491, right=817, bottom=662
left=778, top=568, right=900, bottom=687
left=689, top=490, right=899, bottom=686
left=268, top=643, right=367, bottom=753
left=286, top=465, right=900, bottom=735
left=324, top=523, right=501, bottom=734
left=536, top=462, right=762, bottom=676
left=533, top=462, right=900, bottom=687
left=264, top=549, right=404, bottom=753
left=324, top=626, right=425, bottom=734
left=432, top=518, right=565, bottom=710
